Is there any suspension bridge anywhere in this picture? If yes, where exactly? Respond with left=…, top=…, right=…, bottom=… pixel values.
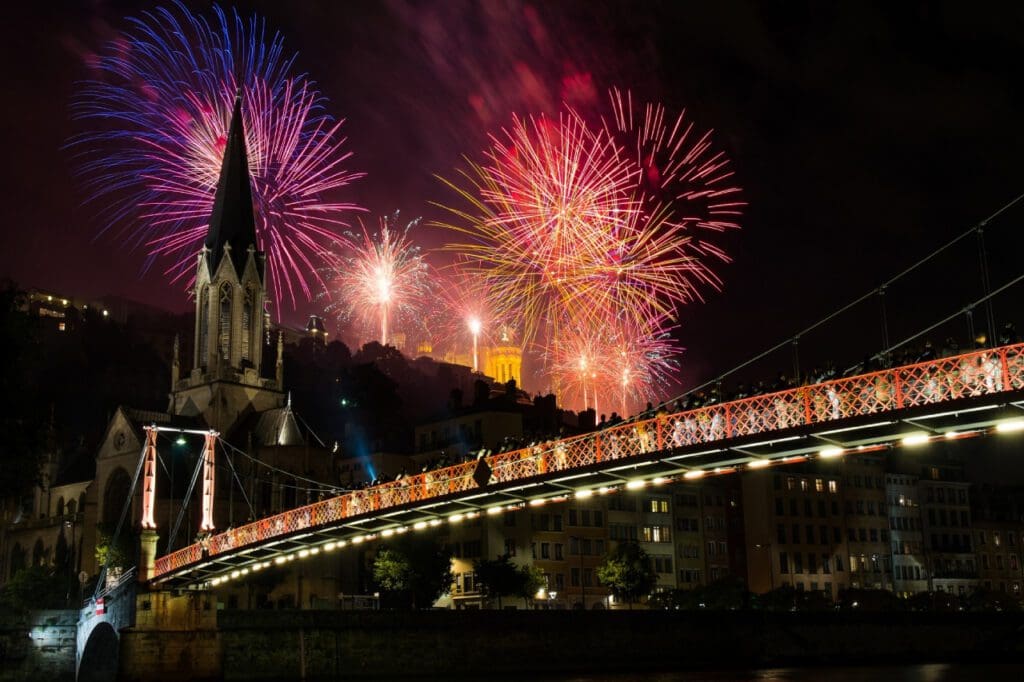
left=148, top=341, right=1024, bottom=589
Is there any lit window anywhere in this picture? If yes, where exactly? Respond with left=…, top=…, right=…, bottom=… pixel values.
left=828, top=480, right=838, bottom=494
left=814, top=479, right=824, bottom=493
left=800, top=479, right=809, bottom=492
left=57, top=322, right=65, bottom=331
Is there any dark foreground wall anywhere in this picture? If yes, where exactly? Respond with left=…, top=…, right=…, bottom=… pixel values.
left=117, top=610, right=1024, bottom=681
left=0, top=610, right=77, bottom=682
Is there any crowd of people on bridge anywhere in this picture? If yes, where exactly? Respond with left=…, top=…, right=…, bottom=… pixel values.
left=349, top=325, right=1022, bottom=490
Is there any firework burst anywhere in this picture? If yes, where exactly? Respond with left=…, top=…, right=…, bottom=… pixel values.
left=548, top=312, right=680, bottom=418
left=69, top=1, right=364, bottom=312
left=324, top=212, right=431, bottom=348
left=436, top=92, right=741, bottom=409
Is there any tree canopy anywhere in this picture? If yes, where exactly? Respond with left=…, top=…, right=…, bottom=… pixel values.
left=596, top=542, right=657, bottom=607
left=473, top=553, right=545, bottom=608
left=371, top=535, right=453, bottom=609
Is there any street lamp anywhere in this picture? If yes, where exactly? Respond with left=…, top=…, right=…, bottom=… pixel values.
left=468, top=317, right=482, bottom=371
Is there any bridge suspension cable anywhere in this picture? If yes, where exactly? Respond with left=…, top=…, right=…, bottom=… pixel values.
left=880, top=267, right=1024, bottom=361
left=668, top=190, right=1024, bottom=407
left=94, top=434, right=149, bottom=599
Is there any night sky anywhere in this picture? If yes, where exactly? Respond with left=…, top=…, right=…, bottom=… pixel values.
left=3, top=1, right=1024, bottom=389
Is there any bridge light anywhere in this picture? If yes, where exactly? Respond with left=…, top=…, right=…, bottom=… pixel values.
left=598, top=487, right=610, bottom=495
left=251, top=563, right=262, bottom=572
left=210, top=578, right=220, bottom=586
left=996, top=419, right=1024, bottom=433
left=413, top=521, right=428, bottom=530
left=429, top=519, right=442, bottom=527
left=337, top=540, right=348, bottom=547
left=901, top=433, right=930, bottom=447
left=274, top=556, right=287, bottom=565
left=529, top=499, right=546, bottom=507
left=449, top=514, right=465, bottom=524
left=352, top=536, right=365, bottom=544
left=230, top=570, right=240, bottom=579
left=325, top=542, right=337, bottom=551
left=240, top=568, right=249, bottom=575
left=819, top=447, right=844, bottom=459
left=298, top=549, right=309, bottom=559
left=287, top=554, right=296, bottom=561
left=397, top=526, right=408, bottom=534
left=487, top=506, right=504, bottom=515
left=382, top=529, right=395, bottom=537
left=944, top=430, right=960, bottom=439
left=684, top=470, right=705, bottom=480
left=652, top=477, right=668, bottom=486
left=747, top=459, right=770, bottom=469
left=310, top=547, right=320, bottom=555
left=626, top=480, right=645, bottom=490
left=575, top=489, right=593, bottom=499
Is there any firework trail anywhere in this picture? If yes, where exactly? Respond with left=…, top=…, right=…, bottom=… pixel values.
left=549, top=312, right=680, bottom=418
left=69, top=1, right=364, bottom=312
left=436, top=92, right=742, bottom=410
left=607, top=87, right=744, bottom=264
left=436, top=110, right=641, bottom=345
left=324, top=212, right=431, bottom=348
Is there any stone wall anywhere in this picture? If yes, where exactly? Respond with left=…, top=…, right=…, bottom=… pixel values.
left=112, top=609, right=1024, bottom=681
left=215, top=610, right=1024, bottom=680
left=0, top=610, right=77, bottom=682
left=117, top=591, right=219, bottom=682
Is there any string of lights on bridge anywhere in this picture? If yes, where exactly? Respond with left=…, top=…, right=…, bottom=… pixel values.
left=202, top=415, right=1024, bottom=590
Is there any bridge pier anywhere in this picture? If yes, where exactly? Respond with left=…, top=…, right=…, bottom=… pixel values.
left=138, top=531, right=158, bottom=584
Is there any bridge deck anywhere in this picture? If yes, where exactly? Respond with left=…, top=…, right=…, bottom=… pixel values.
left=153, top=342, right=1024, bottom=588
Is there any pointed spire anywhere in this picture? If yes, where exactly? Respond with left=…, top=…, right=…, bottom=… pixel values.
left=205, top=90, right=260, bottom=280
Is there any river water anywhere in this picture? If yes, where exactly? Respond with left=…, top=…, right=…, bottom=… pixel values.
left=538, top=663, right=1023, bottom=681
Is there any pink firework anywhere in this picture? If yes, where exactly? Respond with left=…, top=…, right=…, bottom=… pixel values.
left=70, top=2, right=365, bottom=314
left=324, top=213, right=431, bottom=348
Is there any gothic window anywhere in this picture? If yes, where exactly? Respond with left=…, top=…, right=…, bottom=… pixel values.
left=198, top=286, right=210, bottom=365
left=219, top=282, right=233, bottom=360
left=103, top=468, right=132, bottom=525
left=242, top=287, right=253, bottom=362
left=9, top=542, right=25, bottom=579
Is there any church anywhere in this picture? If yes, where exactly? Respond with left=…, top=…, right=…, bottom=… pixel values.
left=4, top=93, right=337, bottom=588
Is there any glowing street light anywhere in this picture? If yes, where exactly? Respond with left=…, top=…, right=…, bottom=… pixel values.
left=469, top=316, right=482, bottom=371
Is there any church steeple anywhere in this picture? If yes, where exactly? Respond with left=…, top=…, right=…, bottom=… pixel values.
left=169, top=88, right=284, bottom=437
left=205, top=91, right=261, bottom=281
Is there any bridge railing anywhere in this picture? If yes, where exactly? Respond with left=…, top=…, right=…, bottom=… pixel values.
left=154, top=342, right=1024, bottom=580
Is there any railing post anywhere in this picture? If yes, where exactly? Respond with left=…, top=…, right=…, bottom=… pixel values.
left=656, top=418, right=664, bottom=451
left=595, top=434, right=602, bottom=462
left=725, top=403, right=732, bottom=439
left=893, top=369, right=904, bottom=409
left=802, top=390, right=812, bottom=425
left=1000, top=348, right=1011, bottom=390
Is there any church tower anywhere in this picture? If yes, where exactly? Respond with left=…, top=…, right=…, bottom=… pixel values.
left=169, top=93, right=284, bottom=432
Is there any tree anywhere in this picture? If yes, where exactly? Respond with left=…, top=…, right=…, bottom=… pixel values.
left=371, top=536, right=453, bottom=609
left=474, top=554, right=548, bottom=609
left=0, top=283, right=45, bottom=497
left=473, top=554, right=520, bottom=609
left=596, top=542, right=656, bottom=608
left=1, top=566, right=68, bottom=612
